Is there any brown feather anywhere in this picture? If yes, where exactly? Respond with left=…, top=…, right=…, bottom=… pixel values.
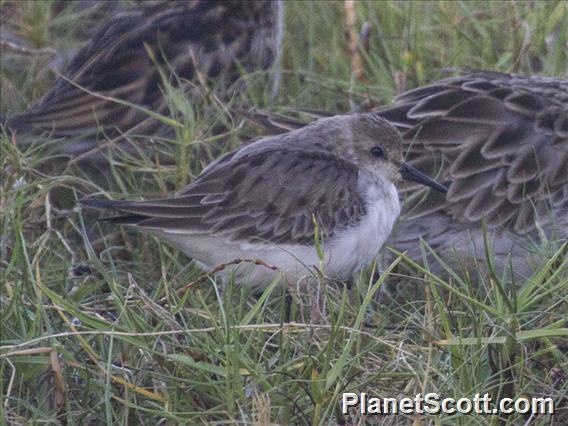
left=8, top=0, right=278, bottom=157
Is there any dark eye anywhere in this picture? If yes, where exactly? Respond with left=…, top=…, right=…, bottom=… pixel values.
left=370, top=147, right=385, bottom=158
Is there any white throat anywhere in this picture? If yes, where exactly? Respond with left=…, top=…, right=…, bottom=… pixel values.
left=325, top=172, right=400, bottom=278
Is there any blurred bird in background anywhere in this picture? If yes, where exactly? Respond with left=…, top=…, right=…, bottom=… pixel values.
left=5, top=0, right=283, bottom=163
left=241, top=71, right=568, bottom=280
left=377, top=72, right=567, bottom=278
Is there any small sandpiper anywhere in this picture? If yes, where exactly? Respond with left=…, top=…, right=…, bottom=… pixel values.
left=83, top=113, right=447, bottom=290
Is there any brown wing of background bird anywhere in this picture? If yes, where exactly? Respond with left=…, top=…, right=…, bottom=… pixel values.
left=380, top=71, right=568, bottom=234
left=7, top=0, right=277, bottom=143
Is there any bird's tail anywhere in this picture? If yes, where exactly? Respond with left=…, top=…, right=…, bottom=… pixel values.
left=80, top=198, right=145, bottom=225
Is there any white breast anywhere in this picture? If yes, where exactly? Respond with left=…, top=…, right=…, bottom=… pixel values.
left=326, top=175, right=400, bottom=279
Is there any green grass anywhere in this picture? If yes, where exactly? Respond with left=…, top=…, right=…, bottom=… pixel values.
left=1, top=1, right=567, bottom=424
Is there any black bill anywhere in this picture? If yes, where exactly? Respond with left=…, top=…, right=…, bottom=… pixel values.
left=400, top=162, right=448, bottom=193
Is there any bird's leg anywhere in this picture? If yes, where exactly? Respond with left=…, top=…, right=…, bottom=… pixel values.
left=284, top=291, right=293, bottom=323
left=272, top=278, right=294, bottom=324
left=374, top=269, right=396, bottom=305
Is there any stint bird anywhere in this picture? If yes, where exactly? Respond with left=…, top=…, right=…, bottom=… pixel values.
left=82, top=114, right=447, bottom=290
left=240, top=71, right=568, bottom=277
left=6, top=0, right=281, bottom=159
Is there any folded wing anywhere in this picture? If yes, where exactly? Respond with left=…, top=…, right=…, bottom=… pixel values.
left=88, top=148, right=367, bottom=245
left=381, top=71, right=567, bottom=233
left=7, top=1, right=277, bottom=142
